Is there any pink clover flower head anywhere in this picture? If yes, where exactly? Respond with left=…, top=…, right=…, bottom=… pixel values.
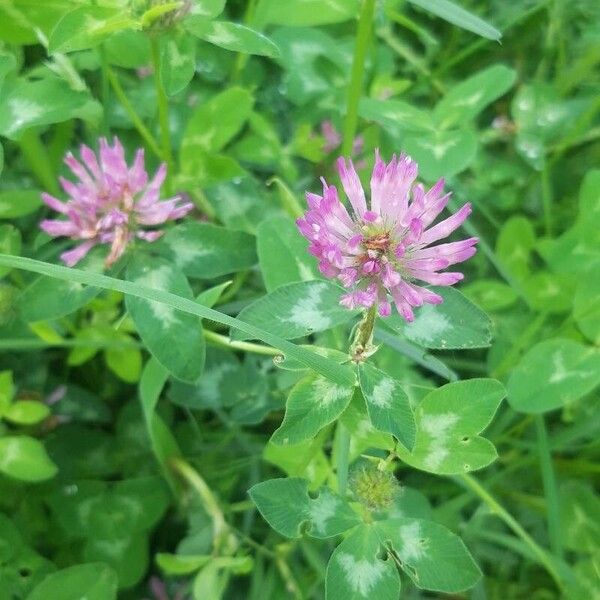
left=296, top=149, right=478, bottom=321
left=40, top=137, right=193, bottom=267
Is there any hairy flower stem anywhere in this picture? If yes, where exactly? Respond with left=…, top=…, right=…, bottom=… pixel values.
left=350, top=304, right=378, bottom=362
left=150, top=37, right=174, bottom=194
left=106, top=67, right=163, bottom=160
left=342, top=0, right=376, bottom=156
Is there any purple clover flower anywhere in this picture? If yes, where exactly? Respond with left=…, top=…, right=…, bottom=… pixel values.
left=40, top=137, right=193, bottom=267
left=296, top=150, right=478, bottom=321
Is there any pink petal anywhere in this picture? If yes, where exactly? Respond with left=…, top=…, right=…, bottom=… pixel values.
left=419, top=203, right=472, bottom=246
left=337, top=157, right=367, bottom=217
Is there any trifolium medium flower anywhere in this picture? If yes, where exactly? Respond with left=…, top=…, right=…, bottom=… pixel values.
left=296, top=150, right=478, bottom=321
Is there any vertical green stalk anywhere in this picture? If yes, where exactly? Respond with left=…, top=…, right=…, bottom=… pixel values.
left=18, top=129, right=59, bottom=194
left=342, top=0, right=376, bottom=156
left=541, top=165, right=553, bottom=236
left=150, top=37, right=174, bottom=192
left=99, top=45, right=111, bottom=136
left=535, top=415, right=563, bottom=560
left=336, top=423, right=351, bottom=496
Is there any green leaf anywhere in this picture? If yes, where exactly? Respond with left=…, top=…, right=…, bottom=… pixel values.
left=0, top=253, right=356, bottom=386
left=233, top=280, right=357, bottom=341
left=359, top=98, right=433, bottom=133
left=159, top=33, right=196, bottom=96
left=325, top=524, right=400, bottom=600
left=48, top=6, right=136, bottom=54
left=157, top=553, right=211, bottom=575
left=0, top=78, right=99, bottom=139
left=158, top=222, right=256, bottom=279
left=496, top=216, right=535, bottom=281
left=507, top=339, right=600, bottom=414
left=0, top=436, right=57, bottom=482
left=257, top=216, right=314, bottom=288
left=105, top=338, right=142, bottom=383
left=386, top=287, right=492, bottom=349
left=560, top=482, right=600, bottom=555
left=185, top=19, right=279, bottom=57
left=407, top=0, right=501, bottom=41
left=0, top=370, right=14, bottom=412
left=395, top=379, right=505, bottom=474
left=249, top=478, right=361, bottom=538
left=191, top=0, right=226, bottom=19
left=19, top=251, right=105, bottom=321
left=2, top=401, right=50, bottom=425
left=0, top=224, right=21, bottom=278
left=271, top=373, right=355, bottom=445
left=26, top=563, right=118, bottom=600
left=180, top=87, right=254, bottom=164
left=358, top=363, right=415, bottom=450
left=434, top=65, right=516, bottom=129
left=255, top=0, right=359, bottom=27
left=125, top=255, right=205, bottom=383
left=462, top=279, right=518, bottom=312
left=402, top=128, right=478, bottom=181
left=376, top=518, right=481, bottom=592
left=574, top=263, right=600, bottom=344
left=0, top=190, right=42, bottom=219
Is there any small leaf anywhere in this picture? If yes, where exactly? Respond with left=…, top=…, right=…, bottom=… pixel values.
left=325, top=524, right=400, bottom=600
left=462, top=279, right=518, bottom=312
left=358, top=363, right=415, bottom=450
left=26, top=562, right=118, bottom=600
left=507, top=339, right=600, bottom=414
left=249, top=478, right=361, bottom=538
left=19, top=250, right=105, bottom=321
left=185, top=19, right=279, bottom=57
left=0, top=78, right=99, bottom=139
left=157, top=553, right=211, bottom=576
left=180, top=87, right=254, bottom=164
left=2, top=400, right=50, bottom=425
left=254, top=0, right=359, bottom=27
left=0, top=190, right=42, bottom=219
left=376, top=518, right=481, bottom=592
left=385, top=287, right=492, bottom=350
left=434, top=65, right=516, bottom=129
left=233, top=280, right=357, bottom=341
left=271, top=373, right=355, bottom=445
left=407, top=0, right=501, bottom=41
left=125, top=254, right=205, bottom=382
left=359, top=98, right=433, bottom=133
left=402, top=128, right=478, bottom=181
left=160, top=33, right=196, bottom=96
left=574, top=262, right=600, bottom=344
left=158, top=222, right=256, bottom=279
left=48, top=6, right=135, bottom=54
left=190, top=0, right=226, bottom=19
left=257, top=216, right=319, bottom=292
left=0, top=436, right=58, bottom=482
left=395, top=379, right=505, bottom=474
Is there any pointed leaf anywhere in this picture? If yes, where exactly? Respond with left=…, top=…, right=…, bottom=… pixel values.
left=386, top=287, right=492, bottom=349
left=271, top=373, right=355, bottom=445
left=395, top=379, right=505, bottom=474
left=376, top=518, right=481, bottom=592
left=233, top=280, right=357, bottom=341
left=358, top=363, right=415, bottom=450
left=326, top=524, right=400, bottom=600
left=507, top=339, right=600, bottom=414
left=0, top=436, right=57, bottom=482
left=249, top=478, right=361, bottom=538
left=158, top=222, right=256, bottom=279
left=125, top=255, right=205, bottom=382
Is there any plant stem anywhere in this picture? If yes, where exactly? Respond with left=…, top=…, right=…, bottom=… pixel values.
left=336, top=423, right=351, bottom=496
left=203, top=330, right=280, bottom=356
left=342, top=0, right=376, bottom=156
left=459, top=474, right=565, bottom=592
left=106, top=67, right=163, bottom=160
left=534, top=415, right=563, bottom=560
left=18, top=130, right=59, bottom=194
left=150, top=37, right=174, bottom=193
left=541, top=165, right=553, bottom=236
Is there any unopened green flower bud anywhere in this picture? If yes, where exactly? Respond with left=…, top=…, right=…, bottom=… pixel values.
left=349, top=464, right=399, bottom=511
left=132, top=0, right=192, bottom=30
left=0, top=283, right=18, bottom=326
